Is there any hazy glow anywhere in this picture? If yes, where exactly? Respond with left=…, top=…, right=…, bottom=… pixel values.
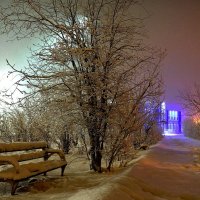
left=0, top=70, right=23, bottom=106
left=193, top=114, right=200, bottom=124
left=0, top=70, right=14, bottom=90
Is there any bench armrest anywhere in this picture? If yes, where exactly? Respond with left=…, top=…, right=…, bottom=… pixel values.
left=0, top=156, right=20, bottom=173
left=45, top=149, right=66, bottom=161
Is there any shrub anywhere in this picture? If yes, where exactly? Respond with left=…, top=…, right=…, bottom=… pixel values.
left=184, top=119, right=200, bottom=140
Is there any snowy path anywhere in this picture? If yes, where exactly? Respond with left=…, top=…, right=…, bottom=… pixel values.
left=1, top=135, right=200, bottom=200
left=103, top=134, right=200, bottom=200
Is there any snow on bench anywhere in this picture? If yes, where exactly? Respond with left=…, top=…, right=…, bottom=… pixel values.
left=0, top=141, right=67, bottom=195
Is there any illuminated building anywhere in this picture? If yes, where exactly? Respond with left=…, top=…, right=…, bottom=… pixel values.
left=160, top=102, right=182, bottom=133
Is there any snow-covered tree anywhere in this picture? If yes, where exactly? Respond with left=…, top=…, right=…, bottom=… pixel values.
left=180, top=83, right=200, bottom=140
left=180, top=84, right=200, bottom=116
left=0, top=0, right=164, bottom=172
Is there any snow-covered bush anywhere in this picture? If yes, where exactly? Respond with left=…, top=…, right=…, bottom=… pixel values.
left=145, top=126, right=163, bottom=145
left=133, top=126, right=162, bottom=149
left=183, top=118, right=200, bottom=140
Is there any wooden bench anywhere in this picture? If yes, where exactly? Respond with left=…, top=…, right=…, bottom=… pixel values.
left=0, top=141, right=67, bottom=195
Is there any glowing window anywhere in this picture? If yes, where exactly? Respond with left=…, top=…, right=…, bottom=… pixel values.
left=169, top=111, right=173, bottom=120
left=174, top=111, right=178, bottom=120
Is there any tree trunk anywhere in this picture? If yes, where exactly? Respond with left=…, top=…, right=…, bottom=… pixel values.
left=61, top=132, right=70, bottom=154
left=87, top=80, right=103, bottom=172
left=90, top=134, right=102, bottom=172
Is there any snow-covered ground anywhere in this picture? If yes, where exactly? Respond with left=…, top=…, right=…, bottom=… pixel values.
left=103, top=134, right=200, bottom=200
left=1, top=134, right=200, bottom=200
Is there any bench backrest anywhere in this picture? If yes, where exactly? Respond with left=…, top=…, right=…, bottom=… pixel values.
left=0, top=142, right=48, bottom=152
left=0, top=142, right=48, bottom=163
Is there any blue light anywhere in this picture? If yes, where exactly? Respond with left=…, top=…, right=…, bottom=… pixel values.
left=159, top=103, right=182, bottom=134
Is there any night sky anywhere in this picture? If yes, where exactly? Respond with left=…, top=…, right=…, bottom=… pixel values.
left=0, top=0, right=200, bottom=111
left=144, top=0, right=200, bottom=111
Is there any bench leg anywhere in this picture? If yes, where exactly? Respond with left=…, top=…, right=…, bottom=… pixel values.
left=44, top=172, right=47, bottom=176
left=11, top=181, right=18, bottom=195
left=61, top=165, right=66, bottom=176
